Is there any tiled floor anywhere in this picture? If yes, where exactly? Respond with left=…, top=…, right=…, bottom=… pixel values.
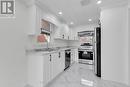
left=46, top=63, right=129, bottom=87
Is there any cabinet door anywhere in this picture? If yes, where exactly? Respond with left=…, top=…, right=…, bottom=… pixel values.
left=69, top=29, right=79, bottom=40
left=60, top=51, right=65, bottom=71
left=69, top=29, right=74, bottom=40
left=43, top=54, right=51, bottom=85
left=54, top=26, right=63, bottom=39
left=70, top=48, right=78, bottom=63
left=51, top=52, right=59, bottom=79
left=28, top=5, right=45, bottom=35
left=28, top=5, right=37, bottom=35
left=75, top=32, right=79, bottom=40
left=36, top=6, right=43, bottom=34
left=27, top=53, right=43, bottom=87
left=54, top=24, right=70, bottom=39
left=71, top=49, right=75, bottom=64
left=59, top=24, right=68, bottom=39
left=74, top=49, right=78, bottom=62
left=58, top=51, right=65, bottom=73
left=64, top=25, right=69, bottom=40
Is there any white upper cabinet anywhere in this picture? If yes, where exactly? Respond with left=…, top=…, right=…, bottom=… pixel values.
left=27, top=4, right=44, bottom=35
left=69, top=28, right=79, bottom=40
left=27, top=1, right=60, bottom=35
left=53, top=25, right=63, bottom=39
left=27, top=5, right=37, bottom=35
left=69, top=28, right=74, bottom=40
left=36, top=6, right=43, bottom=35
left=27, top=1, right=79, bottom=41
left=54, top=24, right=79, bottom=41
left=64, top=25, right=70, bottom=40
left=54, top=24, right=70, bottom=40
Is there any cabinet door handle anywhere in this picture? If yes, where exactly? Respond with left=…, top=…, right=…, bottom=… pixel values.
left=50, top=55, right=51, bottom=61
left=50, top=57, right=51, bottom=61
left=59, top=52, right=61, bottom=58
left=62, top=35, right=64, bottom=39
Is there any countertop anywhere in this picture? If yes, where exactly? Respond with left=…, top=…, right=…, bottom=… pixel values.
left=26, top=46, right=78, bottom=55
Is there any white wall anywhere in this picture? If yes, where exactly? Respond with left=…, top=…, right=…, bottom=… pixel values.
left=0, top=1, right=28, bottom=87
left=128, top=0, right=130, bottom=8
left=101, top=5, right=129, bottom=85
left=128, top=8, right=130, bottom=86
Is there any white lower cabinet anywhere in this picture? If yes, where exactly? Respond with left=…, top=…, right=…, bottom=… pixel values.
left=27, top=53, right=44, bottom=87
left=51, top=51, right=65, bottom=80
left=43, top=54, right=51, bottom=85
left=27, top=51, right=65, bottom=87
left=58, top=51, right=65, bottom=73
left=71, top=49, right=75, bottom=64
left=51, top=52, right=59, bottom=79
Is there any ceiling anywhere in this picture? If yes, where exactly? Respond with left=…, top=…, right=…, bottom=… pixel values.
left=39, top=0, right=100, bottom=27
left=24, top=0, right=128, bottom=27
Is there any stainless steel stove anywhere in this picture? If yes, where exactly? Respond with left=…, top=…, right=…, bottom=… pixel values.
left=78, top=31, right=94, bottom=65
left=78, top=45, right=94, bottom=65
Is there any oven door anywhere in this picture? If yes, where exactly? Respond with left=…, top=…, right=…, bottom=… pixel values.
left=79, top=51, right=93, bottom=60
